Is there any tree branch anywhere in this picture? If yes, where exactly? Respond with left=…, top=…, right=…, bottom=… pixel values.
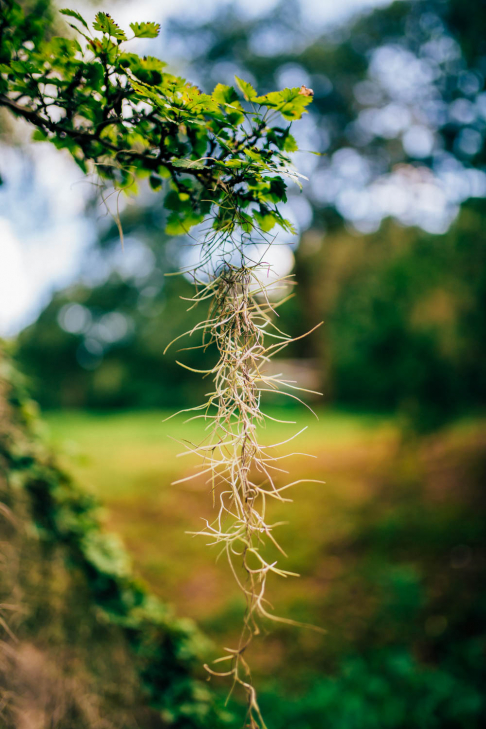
left=0, top=94, right=228, bottom=187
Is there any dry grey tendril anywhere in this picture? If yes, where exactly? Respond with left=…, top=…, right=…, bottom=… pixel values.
left=165, top=240, right=324, bottom=728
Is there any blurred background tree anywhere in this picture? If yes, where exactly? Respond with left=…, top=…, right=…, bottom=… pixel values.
left=10, top=0, right=486, bottom=433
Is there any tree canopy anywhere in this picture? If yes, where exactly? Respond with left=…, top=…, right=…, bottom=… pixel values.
left=0, top=0, right=313, bottom=241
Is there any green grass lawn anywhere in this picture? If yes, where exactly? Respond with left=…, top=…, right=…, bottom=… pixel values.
left=44, top=409, right=395, bottom=629
left=43, top=408, right=486, bottom=683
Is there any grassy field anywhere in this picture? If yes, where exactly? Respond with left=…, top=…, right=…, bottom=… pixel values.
left=43, top=408, right=485, bottom=684
left=44, top=410, right=392, bottom=611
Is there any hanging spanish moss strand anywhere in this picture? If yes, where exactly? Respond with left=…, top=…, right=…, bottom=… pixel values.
left=166, top=256, right=324, bottom=728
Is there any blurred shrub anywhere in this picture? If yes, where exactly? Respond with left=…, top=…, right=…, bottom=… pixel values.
left=327, top=201, right=486, bottom=430
left=15, top=273, right=215, bottom=410
left=14, top=201, right=486, bottom=434
left=254, top=436, right=486, bottom=728
left=0, top=346, right=227, bottom=728
left=259, top=645, right=484, bottom=729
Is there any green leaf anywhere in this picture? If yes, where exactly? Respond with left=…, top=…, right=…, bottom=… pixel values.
left=60, top=9, right=89, bottom=31
left=280, top=216, right=297, bottom=235
left=253, top=209, right=277, bottom=233
left=165, top=212, right=186, bottom=235
left=158, top=166, right=171, bottom=179
left=239, top=211, right=254, bottom=233
left=255, top=87, right=313, bottom=120
left=165, top=189, right=191, bottom=212
left=48, top=36, right=82, bottom=58
left=73, top=156, right=88, bottom=174
left=165, top=211, right=204, bottom=236
left=93, top=12, right=127, bottom=41
left=235, top=76, right=257, bottom=101
left=243, top=148, right=263, bottom=163
left=220, top=159, right=244, bottom=169
left=129, top=21, right=160, bottom=39
left=280, top=88, right=313, bottom=120
left=212, top=83, right=239, bottom=106
left=139, top=55, right=166, bottom=71
left=254, top=90, right=284, bottom=107
left=149, top=175, right=163, bottom=191
left=283, top=133, right=298, bottom=152
left=171, top=158, right=206, bottom=170
left=32, top=129, right=48, bottom=142
left=123, top=55, right=167, bottom=85
left=258, top=177, right=288, bottom=204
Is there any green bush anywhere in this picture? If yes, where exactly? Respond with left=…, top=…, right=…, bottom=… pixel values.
left=0, top=345, right=228, bottom=728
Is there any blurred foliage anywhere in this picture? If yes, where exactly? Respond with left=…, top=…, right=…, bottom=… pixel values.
left=0, top=0, right=312, bottom=239
left=15, top=268, right=217, bottom=409
left=11, top=0, right=486, bottom=433
left=167, top=0, right=486, bottom=181
left=304, top=199, right=486, bottom=431
left=14, top=201, right=486, bottom=432
left=259, top=646, right=485, bottom=729
left=253, top=430, right=486, bottom=727
left=0, top=345, right=228, bottom=727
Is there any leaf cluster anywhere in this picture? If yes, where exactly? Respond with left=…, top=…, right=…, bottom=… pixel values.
left=0, top=0, right=313, bottom=237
